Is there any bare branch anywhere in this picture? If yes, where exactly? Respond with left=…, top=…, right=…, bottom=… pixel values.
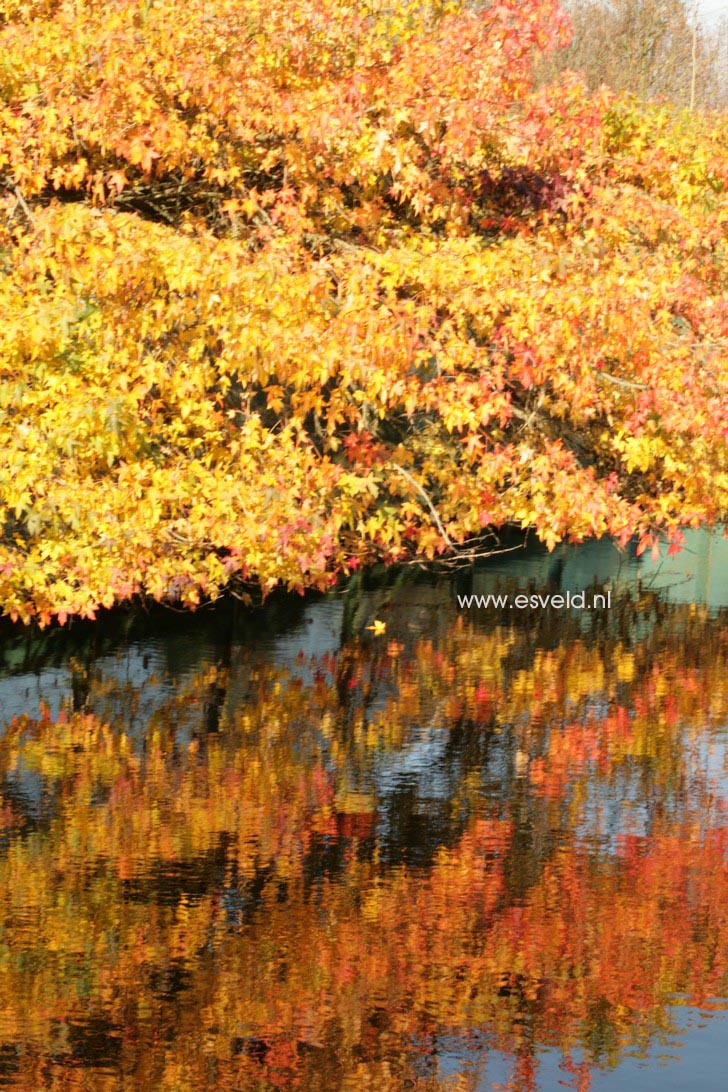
left=391, top=463, right=455, bottom=549
left=597, top=371, right=648, bottom=391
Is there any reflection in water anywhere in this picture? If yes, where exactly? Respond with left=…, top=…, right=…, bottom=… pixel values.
left=0, top=562, right=726, bottom=1090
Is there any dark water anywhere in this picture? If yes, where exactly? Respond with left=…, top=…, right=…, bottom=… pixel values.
left=0, top=534, right=726, bottom=1090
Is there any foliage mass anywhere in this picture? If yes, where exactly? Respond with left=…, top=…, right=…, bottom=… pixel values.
left=0, top=0, right=727, bottom=622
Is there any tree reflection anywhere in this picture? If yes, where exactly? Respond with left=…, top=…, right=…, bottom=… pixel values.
left=0, top=587, right=725, bottom=1090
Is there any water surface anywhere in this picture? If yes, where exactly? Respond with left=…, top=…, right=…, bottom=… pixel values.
left=0, top=536, right=726, bottom=1090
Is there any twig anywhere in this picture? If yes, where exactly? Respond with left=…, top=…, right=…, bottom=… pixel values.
left=303, top=231, right=378, bottom=255
left=401, top=541, right=525, bottom=567
left=509, top=397, right=545, bottom=428
left=597, top=371, right=647, bottom=391
left=390, top=463, right=454, bottom=549
left=10, top=185, right=35, bottom=226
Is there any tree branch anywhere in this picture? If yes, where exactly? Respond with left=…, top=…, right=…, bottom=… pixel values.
left=390, top=463, right=454, bottom=549
left=597, top=371, right=647, bottom=391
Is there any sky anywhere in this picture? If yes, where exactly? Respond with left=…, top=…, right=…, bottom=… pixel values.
left=696, top=1, right=726, bottom=24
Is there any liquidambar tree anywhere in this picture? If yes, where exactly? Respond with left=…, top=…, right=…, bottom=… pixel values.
left=0, top=0, right=726, bottom=623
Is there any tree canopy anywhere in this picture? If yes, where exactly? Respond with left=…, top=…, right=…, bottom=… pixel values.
left=0, top=0, right=727, bottom=623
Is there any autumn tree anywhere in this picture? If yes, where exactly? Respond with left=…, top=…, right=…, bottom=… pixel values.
left=0, top=0, right=726, bottom=623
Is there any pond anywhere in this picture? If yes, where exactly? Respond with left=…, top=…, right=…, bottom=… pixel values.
left=0, top=533, right=726, bottom=1090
